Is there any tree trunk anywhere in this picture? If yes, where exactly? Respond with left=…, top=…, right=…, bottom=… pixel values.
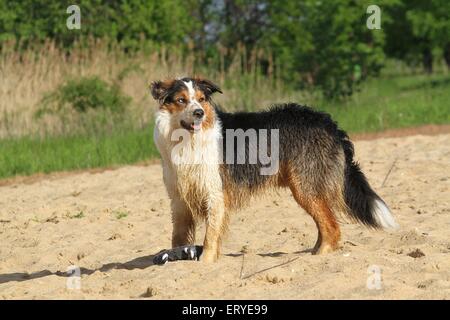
left=422, top=47, right=433, bottom=74
left=444, top=43, right=450, bottom=69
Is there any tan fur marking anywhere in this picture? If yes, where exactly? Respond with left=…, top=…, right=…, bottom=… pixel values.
left=160, top=90, right=189, bottom=113
left=198, top=94, right=215, bottom=130
left=201, top=206, right=229, bottom=262
left=287, top=169, right=341, bottom=254
left=172, top=205, right=196, bottom=247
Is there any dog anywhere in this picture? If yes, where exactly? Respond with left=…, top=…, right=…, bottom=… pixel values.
left=150, top=77, right=398, bottom=263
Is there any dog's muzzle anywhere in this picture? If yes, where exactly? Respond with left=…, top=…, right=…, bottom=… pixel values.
left=193, top=108, right=204, bottom=119
left=180, top=109, right=204, bottom=132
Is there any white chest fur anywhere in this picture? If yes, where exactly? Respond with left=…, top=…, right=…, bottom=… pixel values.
left=154, top=111, right=223, bottom=215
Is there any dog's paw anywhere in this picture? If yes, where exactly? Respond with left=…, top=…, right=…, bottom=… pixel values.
left=153, top=245, right=203, bottom=265
left=181, top=246, right=198, bottom=260
left=152, top=250, right=170, bottom=265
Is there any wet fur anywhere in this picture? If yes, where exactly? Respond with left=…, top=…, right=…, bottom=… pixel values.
left=151, top=78, right=397, bottom=262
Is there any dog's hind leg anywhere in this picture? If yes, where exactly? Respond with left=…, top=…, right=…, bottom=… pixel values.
left=288, top=183, right=341, bottom=254
left=309, top=198, right=341, bottom=254
left=171, top=198, right=196, bottom=247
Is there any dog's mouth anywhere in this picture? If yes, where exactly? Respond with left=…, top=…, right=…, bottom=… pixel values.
left=180, top=120, right=202, bottom=132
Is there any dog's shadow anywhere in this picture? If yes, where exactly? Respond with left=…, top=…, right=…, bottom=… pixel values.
left=0, top=249, right=312, bottom=285
left=225, top=249, right=312, bottom=258
left=0, top=253, right=158, bottom=285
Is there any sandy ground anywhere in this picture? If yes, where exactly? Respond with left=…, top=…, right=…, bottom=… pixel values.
left=0, top=133, right=449, bottom=299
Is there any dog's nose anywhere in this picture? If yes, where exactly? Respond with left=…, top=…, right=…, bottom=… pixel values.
left=193, top=109, right=204, bottom=118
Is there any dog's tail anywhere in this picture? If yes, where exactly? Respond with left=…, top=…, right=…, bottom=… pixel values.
left=339, top=134, right=399, bottom=230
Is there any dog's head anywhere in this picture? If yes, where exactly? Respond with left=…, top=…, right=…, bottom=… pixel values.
left=150, top=77, right=222, bottom=133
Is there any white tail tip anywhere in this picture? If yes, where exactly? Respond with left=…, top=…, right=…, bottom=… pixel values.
left=373, top=199, right=399, bottom=230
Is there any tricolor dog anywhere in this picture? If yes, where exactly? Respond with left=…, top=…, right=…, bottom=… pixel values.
left=150, top=77, right=398, bottom=263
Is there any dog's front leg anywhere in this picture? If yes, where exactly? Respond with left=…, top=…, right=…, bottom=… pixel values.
left=171, top=197, right=196, bottom=248
left=201, top=200, right=227, bottom=263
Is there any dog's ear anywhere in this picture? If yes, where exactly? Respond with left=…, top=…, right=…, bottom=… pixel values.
left=150, top=80, right=173, bottom=103
left=195, top=78, right=223, bottom=97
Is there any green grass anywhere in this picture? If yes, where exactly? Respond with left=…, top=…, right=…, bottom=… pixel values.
left=0, top=124, right=158, bottom=179
left=69, top=211, right=85, bottom=219
left=315, top=73, right=450, bottom=133
left=114, top=210, right=129, bottom=219
left=113, top=210, right=129, bottom=220
left=0, top=73, right=449, bottom=180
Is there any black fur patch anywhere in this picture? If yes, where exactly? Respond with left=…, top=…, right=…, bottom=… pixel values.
left=217, top=103, right=381, bottom=227
left=217, top=103, right=344, bottom=188
left=162, top=80, right=189, bottom=104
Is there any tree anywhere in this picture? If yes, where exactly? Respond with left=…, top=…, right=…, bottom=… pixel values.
left=0, top=0, right=196, bottom=49
left=263, top=0, right=385, bottom=98
left=384, top=0, right=450, bottom=72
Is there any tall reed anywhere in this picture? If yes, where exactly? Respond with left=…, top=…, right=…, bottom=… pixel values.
left=0, top=39, right=288, bottom=138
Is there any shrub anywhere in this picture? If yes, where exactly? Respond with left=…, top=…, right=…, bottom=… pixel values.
left=37, top=76, right=130, bottom=116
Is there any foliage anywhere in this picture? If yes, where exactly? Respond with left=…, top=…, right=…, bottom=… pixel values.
left=37, top=76, right=130, bottom=115
left=263, top=0, right=386, bottom=98
left=1, top=0, right=449, bottom=98
left=0, top=0, right=196, bottom=49
left=384, top=0, right=450, bottom=71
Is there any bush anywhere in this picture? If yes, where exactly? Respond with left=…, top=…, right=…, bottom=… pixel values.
left=37, top=76, right=131, bottom=115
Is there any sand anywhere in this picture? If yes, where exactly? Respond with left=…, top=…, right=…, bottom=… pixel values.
left=0, top=133, right=449, bottom=299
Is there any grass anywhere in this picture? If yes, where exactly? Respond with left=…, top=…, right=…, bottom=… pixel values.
left=317, top=73, right=450, bottom=133
left=114, top=210, right=129, bottom=220
left=0, top=124, right=157, bottom=179
left=69, top=211, right=85, bottom=219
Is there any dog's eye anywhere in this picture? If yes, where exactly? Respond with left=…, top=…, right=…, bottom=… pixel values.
left=177, top=98, right=186, bottom=104
left=198, top=97, right=205, bottom=103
